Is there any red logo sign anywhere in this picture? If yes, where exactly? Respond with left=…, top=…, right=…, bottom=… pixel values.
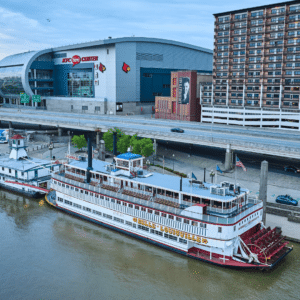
left=62, top=55, right=98, bottom=66
left=99, top=63, right=106, bottom=73
left=71, top=55, right=81, bottom=66
left=122, top=62, right=130, bottom=73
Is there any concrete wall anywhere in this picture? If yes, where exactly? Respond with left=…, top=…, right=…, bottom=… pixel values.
left=45, top=97, right=107, bottom=114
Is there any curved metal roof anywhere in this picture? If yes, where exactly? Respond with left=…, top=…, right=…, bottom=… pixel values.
left=53, top=37, right=213, bottom=54
left=0, top=49, right=53, bottom=97
left=0, top=51, right=38, bottom=68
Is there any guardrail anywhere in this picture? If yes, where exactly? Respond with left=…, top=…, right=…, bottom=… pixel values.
left=52, top=173, right=264, bottom=225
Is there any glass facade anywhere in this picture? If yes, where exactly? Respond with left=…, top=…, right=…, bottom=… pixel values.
left=0, top=66, right=24, bottom=96
left=67, top=69, right=93, bottom=97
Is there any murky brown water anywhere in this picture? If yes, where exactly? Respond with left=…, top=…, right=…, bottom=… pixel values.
left=1, top=190, right=299, bottom=300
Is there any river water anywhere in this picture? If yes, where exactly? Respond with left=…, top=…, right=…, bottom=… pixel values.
left=1, top=190, right=299, bottom=300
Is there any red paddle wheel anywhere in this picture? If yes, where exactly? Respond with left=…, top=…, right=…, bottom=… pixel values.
left=247, top=244, right=267, bottom=264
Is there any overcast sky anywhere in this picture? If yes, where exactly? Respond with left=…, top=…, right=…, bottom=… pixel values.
left=0, top=0, right=283, bottom=60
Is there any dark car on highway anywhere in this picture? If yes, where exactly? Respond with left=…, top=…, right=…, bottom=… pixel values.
left=276, top=194, right=298, bottom=206
left=284, top=165, right=300, bottom=173
left=171, top=128, right=184, bottom=133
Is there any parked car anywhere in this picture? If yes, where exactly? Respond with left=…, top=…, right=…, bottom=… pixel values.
left=284, top=165, right=300, bottom=173
left=275, top=195, right=298, bottom=206
left=171, top=128, right=184, bottom=133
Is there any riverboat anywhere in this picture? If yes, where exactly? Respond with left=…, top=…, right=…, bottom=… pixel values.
left=46, top=140, right=292, bottom=269
left=0, top=134, right=60, bottom=198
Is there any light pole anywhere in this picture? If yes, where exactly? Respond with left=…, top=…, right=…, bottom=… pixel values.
left=173, top=154, right=175, bottom=171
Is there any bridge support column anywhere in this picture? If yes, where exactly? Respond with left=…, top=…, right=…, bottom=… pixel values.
left=224, top=144, right=232, bottom=171
left=98, top=140, right=106, bottom=161
left=153, top=139, right=157, bottom=157
left=9, top=121, right=13, bottom=139
left=96, top=132, right=100, bottom=147
left=259, top=160, right=268, bottom=225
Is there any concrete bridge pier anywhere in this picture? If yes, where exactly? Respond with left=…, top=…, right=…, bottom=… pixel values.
left=259, top=160, right=268, bottom=225
left=9, top=121, right=13, bottom=139
left=153, top=139, right=157, bottom=157
left=224, top=144, right=233, bottom=171
left=96, top=132, right=100, bottom=147
left=98, top=140, right=106, bottom=161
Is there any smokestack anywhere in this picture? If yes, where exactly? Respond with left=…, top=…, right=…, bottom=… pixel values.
left=86, top=138, right=93, bottom=183
left=180, top=177, right=182, bottom=191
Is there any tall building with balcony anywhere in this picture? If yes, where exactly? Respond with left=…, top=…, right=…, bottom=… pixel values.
left=203, top=1, right=300, bottom=130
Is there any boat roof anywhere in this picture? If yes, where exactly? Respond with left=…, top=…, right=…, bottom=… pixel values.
left=67, top=159, right=247, bottom=201
left=116, top=152, right=142, bottom=160
left=0, top=155, right=51, bottom=171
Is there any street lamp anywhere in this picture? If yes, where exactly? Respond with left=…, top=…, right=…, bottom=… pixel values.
left=173, top=154, right=175, bottom=171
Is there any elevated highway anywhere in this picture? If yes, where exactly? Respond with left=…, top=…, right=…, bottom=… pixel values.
left=1, top=108, right=300, bottom=159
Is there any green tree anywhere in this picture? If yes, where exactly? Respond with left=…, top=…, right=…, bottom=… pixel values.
left=130, top=136, right=153, bottom=157
left=117, top=135, right=131, bottom=153
left=103, top=129, right=153, bottom=157
left=71, top=135, right=87, bottom=151
left=102, top=128, right=123, bottom=151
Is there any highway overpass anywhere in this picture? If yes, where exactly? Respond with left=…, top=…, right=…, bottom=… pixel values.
left=1, top=108, right=300, bottom=159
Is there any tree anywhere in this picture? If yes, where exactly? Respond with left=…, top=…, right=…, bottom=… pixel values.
left=103, top=128, right=153, bottom=157
left=117, top=135, right=131, bottom=153
left=71, top=135, right=87, bottom=151
left=102, top=128, right=123, bottom=151
left=131, top=135, right=153, bottom=157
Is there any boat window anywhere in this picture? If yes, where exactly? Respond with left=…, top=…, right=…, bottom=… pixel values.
left=234, top=225, right=236, bottom=231
left=2, top=167, right=4, bottom=171
left=71, top=186, right=74, bottom=190
left=66, top=185, right=69, bottom=189
left=135, top=206, right=139, bottom=210
left=111, top=199, right=115, bottom=203
left=168, top=215, right=174, bottom=219
left=141, top=207, right=146, bottom=212
left=155, top=211, right=160, bottom=215
left=148, top=209, right=153, bottom=214
left=100, top=195, right=104, bottom=199
left=128, top=204, right=133, bottom=208
left=176, top=217, right=182, bottom=222
left=85, top=191, right=88, bottom=195
left=122, top=202, right=127, bottom=206
left=105, top=197, right=109, bottom=201
left=192, top=221, right=198, bottom=226
left=58, top=182, right=61, bottom=186
left=117, top=200, right=121, bottom=204
left=95, top=194, right=98, bottom=198
left=9, top=169, right=11, bottom=173
left=183, top=219, right=189, bottom=224
left=218, top=227, right=222, bottom=233
left=75, top=188, right=79, bottom=192
left=161, top=213, right=166, bottom=218
left=21, top=172, right=24, bottom=176
left=90, top=193, right=94, bottom=196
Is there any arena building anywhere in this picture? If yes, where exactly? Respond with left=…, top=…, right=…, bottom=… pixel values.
left=0, top=37, right=212, bottom=115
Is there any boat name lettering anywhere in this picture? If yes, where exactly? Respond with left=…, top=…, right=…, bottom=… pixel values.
left=133, top=218, right=208, bottom=245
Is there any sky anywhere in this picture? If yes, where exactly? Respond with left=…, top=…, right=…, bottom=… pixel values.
left=0, top=0, right=285, bottom=60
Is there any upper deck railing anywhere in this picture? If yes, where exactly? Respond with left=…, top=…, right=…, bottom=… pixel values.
left=52, top=173, right=263, bottom=225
